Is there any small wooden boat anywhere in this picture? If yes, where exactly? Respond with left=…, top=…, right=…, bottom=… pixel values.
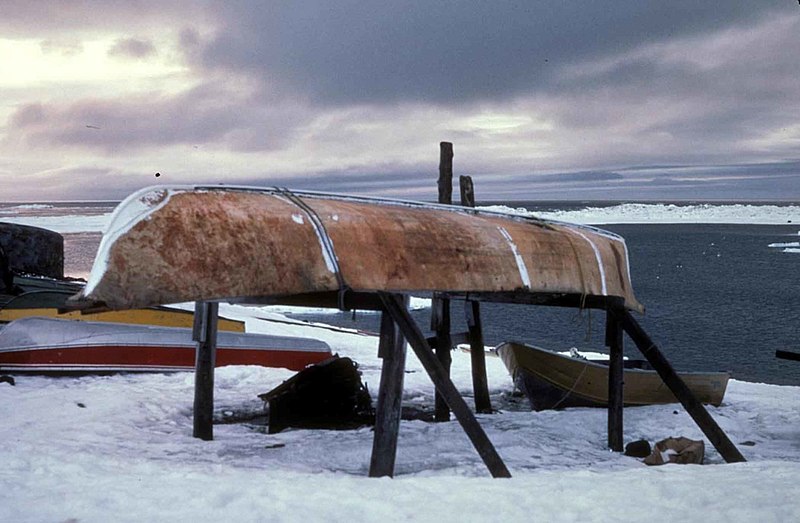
left=1, top=274, right=245, bottom=332
left=0, top=317, right=331, bottom=374
left=496, top=341, right=729, bottom=410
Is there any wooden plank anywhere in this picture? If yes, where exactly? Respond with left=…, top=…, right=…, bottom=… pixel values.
left=614, top=309, right=746, bottom=463
left=606, top=310, right=624, bottom=452
left=192, top=301, right=219, bottom=441
left=380, top=292, right=511, bottom=478
left=466, top=300, right=492, bottom=413
left=369, top=302, right=409, bottom=477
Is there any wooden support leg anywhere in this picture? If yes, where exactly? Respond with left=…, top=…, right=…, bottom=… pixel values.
left=380, top=293, right=511, bottom=478
left=192, top=301, right=218, bottom=441
left=433, top=297, right=452, bottom=421
left=606, top=310, right=624, bottom=452
left=613, top=309, right=746, bottom=463
left=466, top=300, right=492, bottom=414
left=369, top=301, right=408, bottom=478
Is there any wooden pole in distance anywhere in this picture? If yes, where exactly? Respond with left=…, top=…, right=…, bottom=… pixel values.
left=438, top=142, right=454, bottom=205
left=369, top=298, right=409, bottom=478
left=193, top=301, right=219, bottom=441
left=461, top=174, right=492, bottom=414
left=613, top=308, right=746, bottom=463
left=433, top=141, right=454, bottom=421
left=380, top=292, right=511, bottom=478
left=606, top=309, right=624, bottom=452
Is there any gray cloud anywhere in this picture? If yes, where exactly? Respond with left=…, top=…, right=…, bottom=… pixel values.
left=0, top=1, right=201, bottom=37
left=108, top=38, right=157, bottom=59
left=6, top=82, right=311, bottom=153
left=200, top=1, right=787, bottom=105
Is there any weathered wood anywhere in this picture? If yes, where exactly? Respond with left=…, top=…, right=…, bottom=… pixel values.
left=459, top=175, right=475, bottom=207
left=370, top=300, right=409, bottom=477
left=606, top=311, right=624, bottom=452
left=380, top=292, right=511, bottom=478
left=432, top=141, right=455, bottom=422
left=192, top=301, right=219, bottom=441
left=466, top=300, right=492, bottom=413
left=438, top=142, right=454, bottom=205
left=776, top=349, right=800, bottom=362
left=459, top=175, right=492, bottom=414
left=433, top=297, right=452, bottom=421
left=614, top=309, right=746, bottom=463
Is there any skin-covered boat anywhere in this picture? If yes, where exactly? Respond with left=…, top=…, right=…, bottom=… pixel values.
left=0, top=316, right=331, bottom=374
left=496, top=341, right=729, bottom=410
left=69, top=185, right=643, bottom=312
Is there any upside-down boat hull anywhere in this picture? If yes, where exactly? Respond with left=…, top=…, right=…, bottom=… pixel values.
left=0, top=317, right=331, bottom=374
left=496, top=341, right=729, bottom=410
left=69, top=185, right=643, bottom=313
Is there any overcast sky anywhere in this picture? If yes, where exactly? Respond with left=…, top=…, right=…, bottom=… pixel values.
left=1, top=1, right=798, bottom=202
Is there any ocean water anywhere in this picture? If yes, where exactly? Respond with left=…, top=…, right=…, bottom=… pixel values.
left=1, top=200, right=798, bottom=385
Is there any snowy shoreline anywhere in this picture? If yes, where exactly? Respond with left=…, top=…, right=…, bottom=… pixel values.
left=2, top=303, right=799, bottom=521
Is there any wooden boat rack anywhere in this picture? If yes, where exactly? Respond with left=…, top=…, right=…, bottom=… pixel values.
left=66, top=144, right=745, bottom=477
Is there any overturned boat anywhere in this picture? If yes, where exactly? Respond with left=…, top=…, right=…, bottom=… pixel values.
left=497, top=341, right=729, bottom=410
left=0, top=316, right=331, bottom=374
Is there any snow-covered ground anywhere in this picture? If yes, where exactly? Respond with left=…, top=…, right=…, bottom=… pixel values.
left=2, top=302, right=799, bottom=522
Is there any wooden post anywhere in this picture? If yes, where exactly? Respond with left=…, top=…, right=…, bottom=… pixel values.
left=459, top=174, right=475, bottom=208
left=432, top=141, right=454, bottom=422
left=613, top=309, right=746, bottom=463
left=192, top=301, right=218, bottom=441
left=606, top=310, right=624, bottom=452
left=369, top=299, right=409, bottom=478
left=433, top=298, right=452, bottom=421
left=438, top=141, right=454, bottom=205
left=460, top=175, right=492, bottom=414
left=380, top=292, right=511, bottom=478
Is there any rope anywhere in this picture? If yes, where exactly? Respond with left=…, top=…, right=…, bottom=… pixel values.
left=275, top=188, right=351, bottom=310
left=550, top=359, right=591, bottom=410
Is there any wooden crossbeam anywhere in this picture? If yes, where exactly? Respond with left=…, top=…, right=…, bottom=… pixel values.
left=380, top=292, right=511, bottom=478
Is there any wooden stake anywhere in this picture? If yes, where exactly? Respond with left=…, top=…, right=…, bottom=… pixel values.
left=380, top=293, right=511, bottom=478
left=369, top=300, right=409, bottom=477
left=460, top=175, right=492, bottom=414
left=438, top=142, right=454, bottom=205
left=434, top=297, right=452, bottom=421
left=466, top=300, right=492, bottom=414
left=432, top=141, right=455, bottom=421
left=606, top=310, right=624, bottom=452
left=614, top=309, right=746, bottom=463
left=192, top=301, right=218, bottom=441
